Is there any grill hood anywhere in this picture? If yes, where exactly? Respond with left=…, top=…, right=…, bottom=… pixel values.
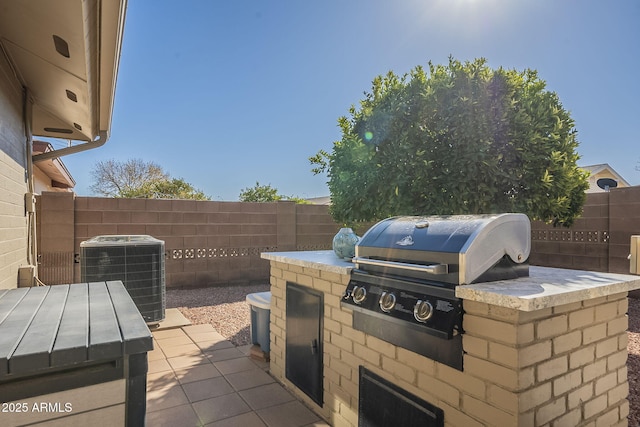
left=354, top=213, right=531, bottom=285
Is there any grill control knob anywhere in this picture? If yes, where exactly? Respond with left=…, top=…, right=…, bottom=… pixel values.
left=379, top=292, right=396, bottom=313
left=352, top=286, right=367, bottom=304
left=413, top=300, right=434, bottom=323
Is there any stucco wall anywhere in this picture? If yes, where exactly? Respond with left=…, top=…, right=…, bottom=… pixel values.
left=0, top=51, right=28, bottom=289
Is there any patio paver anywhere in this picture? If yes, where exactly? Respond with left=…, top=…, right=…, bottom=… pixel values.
left=239, top=383, right=296, bottom=411
left=174, top=363, right=222, bottom=384
left=191, top=393, right=252, bottom=425
left=183, top=376, right=235, bottom=402
left=207, top=411, right=267, bottom=427
left=147, top=324, right=329, bottom=427
left=225, top=368, right=275, bottom=391
left=257, top=400, right=322, bottom=427
left=146, top=403, right=200, bottom=427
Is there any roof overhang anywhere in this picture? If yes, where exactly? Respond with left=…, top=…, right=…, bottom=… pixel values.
left=0, top=0, right=127, bottom=154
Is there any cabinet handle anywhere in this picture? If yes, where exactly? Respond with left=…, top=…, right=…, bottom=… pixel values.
left=310, top=339, right=318, bottom=355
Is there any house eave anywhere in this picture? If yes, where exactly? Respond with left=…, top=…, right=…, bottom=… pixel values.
left=0, top=0, right=127, bottom=151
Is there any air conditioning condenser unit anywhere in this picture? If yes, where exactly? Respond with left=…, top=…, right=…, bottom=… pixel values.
left=80, top=235, right=165, bottom=323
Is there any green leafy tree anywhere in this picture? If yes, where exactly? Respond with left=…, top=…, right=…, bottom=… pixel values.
left=239, top=182, right=310, bottom=204
left=121, top=178, right=210, bottom=200
left=239, top=182, right=282, bottom=202
left=311, top=58, right=589, bottom=226
left=284, top=196, right=311, bottom=204
left=90, top=158, right=210, bottom=200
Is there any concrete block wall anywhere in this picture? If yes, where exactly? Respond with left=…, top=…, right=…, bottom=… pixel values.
left=37, top=195, right=342, bottom=288
left=530, top=186, right=640, bottom=275
left=73, top=197, right=282, bottom=288
left=609, top=187, right=640, bottom=273
left=295, top=204, right=340, bottom=250
left=268, top=261, right=630, bottom=427
left=0, top=51, right=29, bottom=289
left=36, top=188, right=640, bottom=288
left=530, top=192, right=610, bottom=272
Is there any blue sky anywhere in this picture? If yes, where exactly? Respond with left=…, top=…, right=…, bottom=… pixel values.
left=62, top=0, right=640, bottom=200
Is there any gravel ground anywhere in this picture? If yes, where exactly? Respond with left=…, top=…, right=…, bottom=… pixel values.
left=166, top=284, right=269, bottom=346
left=167, top=287, right=640, bottom=424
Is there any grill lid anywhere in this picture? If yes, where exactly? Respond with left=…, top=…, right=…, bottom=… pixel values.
left=354, top=213, right=530, bottom=285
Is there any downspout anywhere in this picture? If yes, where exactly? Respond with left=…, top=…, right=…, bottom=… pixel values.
left=23, top=88, right=38, bottom=285
left=28, top=131, right=110, bottom=286
left=32, top=131, right=109, bottom=163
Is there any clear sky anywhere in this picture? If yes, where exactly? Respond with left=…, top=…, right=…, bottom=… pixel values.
left=62, top=0, right=640, bottom=200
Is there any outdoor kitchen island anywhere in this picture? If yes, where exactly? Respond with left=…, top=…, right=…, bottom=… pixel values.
left=262, top=250, right=640, bottom=427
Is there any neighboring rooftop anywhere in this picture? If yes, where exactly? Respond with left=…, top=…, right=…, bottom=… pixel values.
left=305, top=196, right=331, bottom=205
left=581, top=163, right=631, bottom=193
left=32, top=141, right=75, bottom=193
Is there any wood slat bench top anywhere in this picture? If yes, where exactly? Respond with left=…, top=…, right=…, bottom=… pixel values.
left=0, top=282, right=153, bottom=379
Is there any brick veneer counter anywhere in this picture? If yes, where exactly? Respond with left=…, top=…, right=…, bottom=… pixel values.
left=262, top=250, right=639, bottom=426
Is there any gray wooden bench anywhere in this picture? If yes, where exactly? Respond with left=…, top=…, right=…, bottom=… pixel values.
left=0, top=281, right=153, bottom=426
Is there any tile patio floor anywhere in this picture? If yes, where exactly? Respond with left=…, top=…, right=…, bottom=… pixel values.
left=146, top=324, right=329, bottom=427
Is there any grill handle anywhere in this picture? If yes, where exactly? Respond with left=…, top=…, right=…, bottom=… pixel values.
left=352, top=257, right=449, bottom=275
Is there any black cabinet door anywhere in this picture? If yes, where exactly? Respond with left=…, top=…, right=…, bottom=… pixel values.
left=286, top=282, right=323, bottom=406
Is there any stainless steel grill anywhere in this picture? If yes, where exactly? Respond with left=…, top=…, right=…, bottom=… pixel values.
left=341, top=213, right=531, bottom=370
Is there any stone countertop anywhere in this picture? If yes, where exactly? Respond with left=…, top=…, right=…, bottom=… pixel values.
left=456, top=266, right=640, bottom=311
left=262, top=250, right=640, bottom=312
left=261, top=250, right=354, bottom=275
